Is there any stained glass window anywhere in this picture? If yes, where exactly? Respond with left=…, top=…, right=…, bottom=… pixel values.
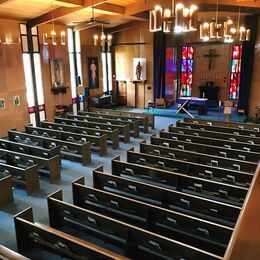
left=229, top=45, right=242, bottom=100
left=180, top=46, right=194, bottom=97
left=165, top=47, right=177, bottom=98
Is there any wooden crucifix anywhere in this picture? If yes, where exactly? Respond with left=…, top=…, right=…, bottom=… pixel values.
left=203, top=49, right=220, bottom=70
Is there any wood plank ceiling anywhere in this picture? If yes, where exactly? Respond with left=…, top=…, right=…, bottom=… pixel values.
left=0, top=0, right=259, bottom=30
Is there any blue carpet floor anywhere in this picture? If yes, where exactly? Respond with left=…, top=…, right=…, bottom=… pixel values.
left=124, top=106, right=247, bottom=122
left=0, top=115, right=178, bottom=251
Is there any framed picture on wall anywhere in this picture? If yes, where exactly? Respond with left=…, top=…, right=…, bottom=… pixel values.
left=88, top=57, right=99, bottom=89
left=13, top=96, right=21, bottom=107
left=133, top=58, right=147, bottom=81
left=50, top=59, right=64, bottom=88
left=0, top=98, right=5, bottom=110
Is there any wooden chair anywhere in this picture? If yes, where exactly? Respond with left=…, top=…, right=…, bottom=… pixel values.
left=155, top=98, right=166, bottom=109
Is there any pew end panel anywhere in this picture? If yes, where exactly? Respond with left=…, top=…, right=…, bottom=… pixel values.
left=24, top=164, right=40, bottom=195
left=48, top=155, right=61, bottom=184
left=224, top=164, right=260, bottom=260
left=72, top=177, right=86, bottom=206
left=0, top=175, right=14, bottom=207
left=93, top=165, right=104, bottom=173
left=81, top=142, right=92, bottom=166
left=14, top=207, right=34, bottom=253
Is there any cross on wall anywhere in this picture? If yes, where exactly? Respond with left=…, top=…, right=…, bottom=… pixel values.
left=203, top=49, right=220, bottom=70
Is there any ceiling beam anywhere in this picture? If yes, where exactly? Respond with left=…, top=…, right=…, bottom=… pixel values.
left=0, top=0, right=12, bottom=4
left=51, top=0, right=84, bottom=7
left=28, top=0, right=108, bottom=28
left=95, top=3, right=125, bottom=14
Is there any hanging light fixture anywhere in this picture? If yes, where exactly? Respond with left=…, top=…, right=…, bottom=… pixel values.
left=149, top=0, right=198, bottom=33
left=93, top=25, right=112, bottom=47
left=230, top=0, right=251, bottom=42
left=43, top=1, right=66, bottom=46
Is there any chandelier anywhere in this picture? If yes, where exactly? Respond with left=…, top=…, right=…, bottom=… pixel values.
left=93, top=26, right=112, bottom=47
left=149, top=0, right=198, bottom=33
left=43, top=1, right=66, bottom=45
left=200, top=0, right=250, bottom=43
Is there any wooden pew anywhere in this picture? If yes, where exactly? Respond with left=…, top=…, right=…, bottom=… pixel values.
left=0, top=148, right=60, bottom=184
left=41, top=120, right=120, bottom=150
left=147, top=138, right=257, bottom=173
left=140, top=140, right=255, bottom=179
left=114, top=154, right=248, bottom=207
left=8, top=129, right=91, bottom=166
left=89, top=107, right=155, bottom=129
left=72, top=177, right=233, bottom=256
left=0, top=163, right=39, bottom=195
left=25, top=125, right=107, bottom=157
left=93, top=169, right=241, bottom=227
left=170, top=124, right=260, bottom=145
left=0, top=245, right=29, bottom=260
left=80, top=110, right=148, bottom=133
left=160, top=130, right=260, bottom=153
left=151, top=135, right=260, bottom=163
left=14, top=207, right=126, bottom=260
left=180, top=120, right=260, bottom=138
left=0, top=175, right=13, bottom=207
left=0, top=138, right=60, bottom=159
left=47, top=189, right=221, bottom=259
left=67, top=113, right=140, bottom=138
left=184, top=118, right=260, bottom=131
left=55, top=117, right=130, bottom=143
left=224, top=165, right=260, bottom=260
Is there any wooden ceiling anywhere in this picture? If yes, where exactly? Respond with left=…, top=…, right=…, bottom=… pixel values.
left=0, top=0, right=259, bottom=30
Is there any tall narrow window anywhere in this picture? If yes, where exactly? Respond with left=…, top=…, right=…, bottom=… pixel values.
left=165, top=47, right=177, bottom=100
left=180, top=46, right=194, bottom=97
left=229, top=45, right=242, bottom=100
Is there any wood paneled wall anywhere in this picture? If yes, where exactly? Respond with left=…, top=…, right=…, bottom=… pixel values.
left=80, top=28, right=103, bottom=97
left=113, top=22, right=154, bottom=108
left=0, top=19, right=29, bottom=136
left=192, top=44, right=232, bottom=101
left=38, top=24, right=71, bottom=121
left=249, top=17, right=260, bottom=118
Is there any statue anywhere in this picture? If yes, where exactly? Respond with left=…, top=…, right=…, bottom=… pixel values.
left=136, top=61, right=142, bottom=80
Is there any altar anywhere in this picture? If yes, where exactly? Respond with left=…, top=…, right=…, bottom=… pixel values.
left=177, top=97, right=208, bottom=116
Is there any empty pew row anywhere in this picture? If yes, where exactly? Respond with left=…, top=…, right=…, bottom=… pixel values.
left=93, top=168, right=240, bottom=227
left=14, top=207, right=127, bottom=260
left=8, top=129, right=91, bottom=166
left=0, top=245, right=29, bottom=260
left=146, top=138, right=257, bottom=173
left=67, top=113, right=140, bottom=138
left=0, top=175, right=13, bottom=207
left=0, top=163, right=39, bottom=195
left=79, top=110, right=148, bottom=133
left=176, top=120, right=260, bottom=138
left=0, top=138, right=60, bottom=160
left=151, top=135, right=260, bottom=163
left=25, top=125, right=107, bottom=157
left=55, top=117, right=130, bottom=143
left=0, top=148, right=60, bottom=184
left=89, top=107, right=155, bottom=129
left=73, top=177, right=233, bottom=256
left=170, top=124, right=260, bottom=145
left=47, top=189, right=221, bottom=259
left=224, top=165, right=260, bottom=260
left=160, top=130, right=260, bottom=153
left=41, top=120, right=120, bottom=150
left=118, top=153, right=249, bottom=206
left=184, top=118, right=260, bottom=131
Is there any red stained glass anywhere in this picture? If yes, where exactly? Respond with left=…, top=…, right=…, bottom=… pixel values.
left=180, top=45, right=194, bottom=97
left=229, top=45, right=242, bottom=100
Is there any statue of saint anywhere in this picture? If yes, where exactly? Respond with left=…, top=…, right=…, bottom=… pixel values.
left=136, top=61, right=142, bottom=80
